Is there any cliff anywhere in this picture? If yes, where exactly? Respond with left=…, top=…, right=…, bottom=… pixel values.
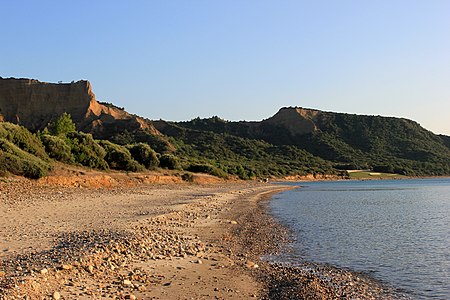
left=262, top=107, right=321, bottom=135
left=0, top=77, right=160, bottom=139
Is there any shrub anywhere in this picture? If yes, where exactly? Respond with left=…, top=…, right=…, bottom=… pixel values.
left=0, top=139, right=50, bottom=179
left=0, top=122, right=48, bottom=160
left=66, top=132, right=108, bottom=170
left=127, top=143, right=159, bottom=169
left=98, top=140, right=144, bottom=172
left=373, top=165, right=395, bottom=173
left=186, top=163, right=228, bottom=179
left=40, top=134, right=74, bottom=163
left=48, top=113, right=76, bottom=136
left=181, top=172, right=194, bottom=182
left=159, top=154, right=180, bottom=170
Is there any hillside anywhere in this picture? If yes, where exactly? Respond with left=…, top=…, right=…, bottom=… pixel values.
left=439, top=134, right=450, bottom=150
left=173, top=107, right=450, bottom=176
left=0, top=77, right=449, bottom=178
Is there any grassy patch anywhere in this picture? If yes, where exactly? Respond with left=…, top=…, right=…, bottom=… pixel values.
left=348, top=170, right=407, bottom=179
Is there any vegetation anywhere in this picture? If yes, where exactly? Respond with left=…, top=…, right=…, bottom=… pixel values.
left=186, top=163, right=228, bottom=179
left=65, top=132, right=109, bottom=170
left=1, top=109, right=449, bottom=180
left=172, top=112, right=450, bottom=177
left=127, top=143, right=159, bottom=170
left=0, top=139, right=50, bottom=179
left=40, top=134, right=73, bottom=163
left=0, top=114, right=169, bottom=178
left=98, top=140, right=144, bottom=172
left=159, top=154, right=180, bottom=170
left=0, top=122, right=48, bottom=159
left=154, top=122, right=336, bottom=179
left=47, top=112, right=77, bottom=136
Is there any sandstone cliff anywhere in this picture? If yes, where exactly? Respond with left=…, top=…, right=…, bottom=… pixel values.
left=0, top=77, right=160, bottom=139
left=262, top=107, right=321, bottom=135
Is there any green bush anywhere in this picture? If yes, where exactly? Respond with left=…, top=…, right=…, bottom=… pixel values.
left=47, top=113, right=77, bottom=136
left=40, top=134, right=74, bottom=163
left=127, top=143, right=159, bottom=169
left=186, top=163, right=228, bottom=179
left=0, top=139, right=50, bottom=179
left=0, top=122, right=48, bottom=160
left=159, top=154, right=180, bottom=170
left=66, top=132, right=108, bottom=170
left=98, top=140, right=144, bottom=172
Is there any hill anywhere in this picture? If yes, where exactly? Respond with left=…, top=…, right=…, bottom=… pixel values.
left=1, top=77, right=449, bottom=178
left=172, top=107, right=450, bottom=176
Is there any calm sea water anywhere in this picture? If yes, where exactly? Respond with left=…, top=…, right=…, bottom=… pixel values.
left=270, top=178, right=450, bottom=299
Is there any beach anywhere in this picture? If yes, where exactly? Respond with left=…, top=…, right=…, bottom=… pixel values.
left=1, top=177, right=404, bottom=299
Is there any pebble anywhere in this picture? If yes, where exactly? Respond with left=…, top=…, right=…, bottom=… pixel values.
left=245, top=260, right=259, bottom=269
left=123, top=279, right=132, bottom=286
left=61, top=264, right=73, bottom=270
left=53, top=291, right=61, bottom=300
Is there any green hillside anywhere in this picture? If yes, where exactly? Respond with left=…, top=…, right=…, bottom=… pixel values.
left=1, top=107, right=449, bottom=179
left=153, top=121, right=336, bottom=179
left=172, top=108, right=450, bottom=176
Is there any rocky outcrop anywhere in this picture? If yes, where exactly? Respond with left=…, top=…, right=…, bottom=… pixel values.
left=262, top=107, right=321, bottom=135
left=0, top=77, right=160, bottom=139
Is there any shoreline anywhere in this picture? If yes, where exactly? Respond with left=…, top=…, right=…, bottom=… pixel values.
left=223, top=185, right=411, bottom=300
left=0, top=178, right=412, bottom=299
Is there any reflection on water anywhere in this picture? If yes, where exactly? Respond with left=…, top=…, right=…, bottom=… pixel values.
left=270, top=178, right=450, bottom=299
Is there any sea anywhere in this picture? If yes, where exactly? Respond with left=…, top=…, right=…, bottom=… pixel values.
left=269, top=178, right=450, bottom=299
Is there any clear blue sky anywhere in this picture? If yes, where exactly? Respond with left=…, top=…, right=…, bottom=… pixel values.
left=2, top=0, right=449, bottom=134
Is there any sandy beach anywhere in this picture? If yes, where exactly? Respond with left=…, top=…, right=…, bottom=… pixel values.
left=1, top=177, right=405, bottom=299
left=0, top=177, right=283, bottom=299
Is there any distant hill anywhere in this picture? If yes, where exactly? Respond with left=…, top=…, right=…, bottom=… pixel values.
left=439, top=135, right=450, bottom=150
left=1, top=77, right=449, bottom=178
left=170, top=107, right=450, bottom=176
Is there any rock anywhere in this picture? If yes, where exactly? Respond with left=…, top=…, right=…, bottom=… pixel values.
left=40, top=268, right=48, bottom=275
left=0, top=271, right=5, bottom=277
left=125, top=295, right=136, bottom=300
left=61, top=264, right=73, bottom=270
left=53, top=291, right=61, bottom=300
left=230, top=220, right=238, bottom=225
left=245, top=260, right=259, bottom=269
left=123, top=279, right=132, bottom=286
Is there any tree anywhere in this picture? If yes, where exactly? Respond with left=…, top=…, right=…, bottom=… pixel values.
left=49, top=113, right=76, bottom=136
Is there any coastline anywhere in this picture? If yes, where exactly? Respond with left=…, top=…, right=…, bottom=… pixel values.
left=222, top=183, right=411, bottom=300
left=0, top=178, right=410, bottom=299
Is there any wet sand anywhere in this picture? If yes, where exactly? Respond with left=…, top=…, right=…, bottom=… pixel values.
left=1, top=177, right=407, bottom=299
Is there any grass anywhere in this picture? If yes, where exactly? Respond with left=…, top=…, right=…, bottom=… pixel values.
left=348, top=170, right=407, bottom=180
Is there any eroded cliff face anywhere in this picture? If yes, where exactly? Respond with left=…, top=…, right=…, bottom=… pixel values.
left=0, top=77, right=160, bottom=139
left=262, top=107, right=321, bottom=135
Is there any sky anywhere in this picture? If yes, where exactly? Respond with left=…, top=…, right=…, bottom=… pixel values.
left=1, top=0, right=450, bottom=135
